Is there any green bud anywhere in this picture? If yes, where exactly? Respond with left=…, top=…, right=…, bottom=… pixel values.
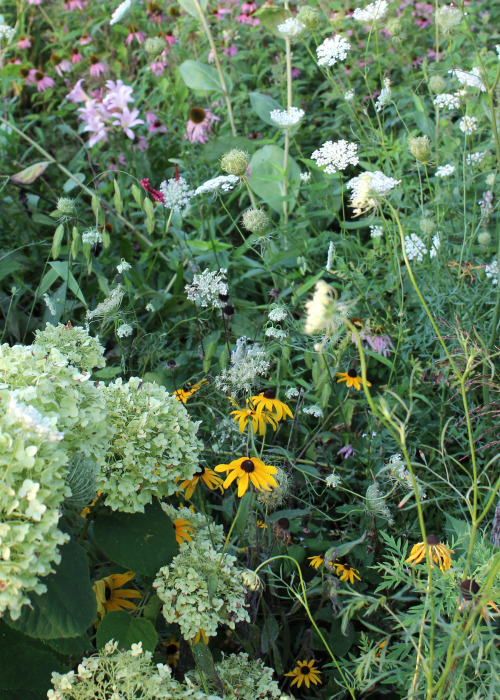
left=56, top=197, right=75, bottom=215
left=420, top=218, right=437, bottom=235
left=220, top=149, right=250, bottom=177
left=436, top=5, right=462, bottom=34
left=242, top=208, right=272, bottom=234
left=429, top=75, right=446, bottom=94
left=386, top=18, right=403, bottom=40
left=478, top=230, right=492, bottom=247
left=242, top=570, right=263, bottom=592
left=297, top=6, right=322, bottom=30
left=144, top=36, right=166, bottom=55
left=409, top=135, right=431, bottom=163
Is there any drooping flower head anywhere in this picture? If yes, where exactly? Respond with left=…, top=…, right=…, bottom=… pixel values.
left=346, top=170, right=401, bottom=216
left=185, top=106, right=219, bottom=144
left=406, top=534, right=454, bottom=573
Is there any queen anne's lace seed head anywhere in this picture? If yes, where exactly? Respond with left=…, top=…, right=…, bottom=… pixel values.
left=435, top=163, right=455, bottom=177
left=194, top=174, right=239, bottom=196
left=352, top=0, right=388, bottom=23
left=86, top=285, right=124, bottom=321
left=270, top=107, right=305, bottom=131
left=449, top=67, right=486, bottom=92
left=346, top=171, right=400, bottom=215
left=160, top=177, right=193, bottom=210
left=311, top=139, right=359, bottom=175
left=185, top=268, right=228, bottom=308
left=316, top=35, right=351, bottom=67
left=433, top=93, right=460, bottom=110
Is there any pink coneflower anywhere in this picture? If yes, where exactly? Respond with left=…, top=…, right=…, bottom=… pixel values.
left=64, top=0, right=88, bottom=10
left=79, top=33, right=92, bottom=46
left=67, top=78, right=89, bottom=103
left=17, top=36, right=32, bottom=50
left=112, top=106, right=144, bottom=140
left=164, top=33, right=176, bottom=46
left=50, top=53, right=72, bottom=77
left=32, top=70, right=55, bottom=92
left=184, top=106, right=219, bottom=144
left=146, top=1, right=165, bottom=22
left=146, top=112, right=167, bottom=133
left=126, top=25, right=145, bottom=45
left=71, top=47, right=83, bottom=63
left=89, top=55, right=107, bottom=77
left=26, top=0, right=43, bottom=4
left=140, top=177, right=165, bottom=204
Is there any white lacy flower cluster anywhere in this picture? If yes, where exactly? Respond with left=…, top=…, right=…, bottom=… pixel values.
left=375, top=78, right=391, bottom=112
left=352, top=0, right=388, bottom=22
left=188, top=653, right=281, bottom=700
left=346, top=171, right=400, bottom=215
left=404, top=232, right=440, bottom=262
left=433, top=92, right=460, bottom=110
left=47, top=640, right=210, bottom=700
left=303, top=404, right=323, bottom=418
left=185, top=268, right=229, bottom=308
left=0, top=389, right=69, bottom=620
left=214, top=336, right=270, bottom=396
left=160, top=177, right=194, bottom=210
left=154, top=539, right=250, bottom=641
left=81, top=227, right=103, bottom=246
left=449, top=67, right=486, bottom=92
left=304, top=280, right=351, bottom=336
left=161, top=503, right=225, bottom=548
left=485, top=259, right=498, bottom=285
left=270, top=107, right=305, bottom=130
left=466, top=151, right=486, bottom=166
left=33, top=322, right=106, bottom=372
left=0, top=24, right=16, bottom=40
left=86, top=284, right=124, bottom=321
left=316, top=35, right=351, bottom=67
left=116, top=322, right=133, bottom=338
left=435, top=163, right=455, bottom=177
left=194, top=175, right=239, bottom=195
left=387, top=453, right=427, bottom=501
left=110, top=0, right=132, bottom=26
left=311, top=139, right=359, bottom=174
left=459, top=116, right=478, bottom=135
left=365, top=482, right=394, bottom=524
left=277, top=17, right=306, bottom=39
left=101, top=377, right=202, bottom=512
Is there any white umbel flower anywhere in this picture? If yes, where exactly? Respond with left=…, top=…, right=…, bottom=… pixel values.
left=485, top=259, right=499, bottom=285
left=345, top=89, right=355, bottom=101
left=116, top=323, right=133, bottom=338
left=435, top=163, right=455, bottom=177
left=352, top=0, right=388, bottom=23
left=433, top=93, right=460, bottom=110
left=404, top=233, right=427, bottom=262
left=277, top=17, right=306, bottom=39
left=160, top=177, right=193, bottom=210
left=270, top=107, right=305, bottom=130
left=375, top=78, right=392, bottom=112
left=82, top=227, right=103, bottom=246
left=449, top=67, right=486, bottom=92
left=369, top=224, right=384, bottom=238
left=185, top=268, right=229, bottom=308
left=116, top=259, right=132, bottom=273
left=110, top=0, right=132, bottom=26
left=459, top=116, right=478, bottom=135
left=346, top=171, right=400, bottom=215
left=466, top=151, right=486, bottom=166
left=194, top=175, right=239, bottom=196
left=0, top=25, right=16, bottom=40
left=316, top=36, right=351, bottom=67
left=311, top=139, right=359, bottom=175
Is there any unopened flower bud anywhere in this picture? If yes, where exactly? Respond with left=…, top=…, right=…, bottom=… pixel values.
left=56, top=197, right=75, bottom=215
left=420, top=218, right=437, bottom=235
left=429, top=75, right=446, bottom=94
left=242, top=570, right=263, bottom=592
left=242, top=208, right=272, bottom=234
left=220, top=149, right=250, bottom=177
left=297, top=6, right=322, bottom=30
left=409, top=135, right=431, bottom=163
left=436, top=5, right=463, bottom=34
left=144, top=36, right=166, bottom=54
left=386, top=17, right=403, bottom=40
left=477, top=230, right=492, bottom=247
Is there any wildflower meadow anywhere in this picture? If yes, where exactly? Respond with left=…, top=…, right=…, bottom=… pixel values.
left=1, top=0, right=500, bottom=697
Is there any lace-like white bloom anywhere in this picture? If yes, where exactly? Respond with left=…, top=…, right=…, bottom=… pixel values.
left=303, top=404, right=323, bottom=418
left=214, top=336, right=269, bottom=396
left=370, top=224, right=384, bottom=238
left=0, top=25, right=16, bottom=40
left=485, top=259, right=498, bottom=284
left=160, top=177, right=193, bottom=210
left=316, top=36, right=351, bottom=67
left=265, top=327, right=287, bottom=340
left=375, top=78, right=391, bottom=112
left=116, top=259, right=132, bottom=273
left=116, top=323, right=133, bottom=338
left=82, top=227, right=103, bottom=245
left=429, top=232, right=441, bottom=258
left=435, top=163, right=455, bottom=177
left=352, top=0, right=388, bottom=22
left=325, top=471, right=341, bottom=488
left=449, top=67, right=486, bottom=92
left=496, top=45, right=500, bottom=60
left=277, top=17, right=306, bottom=38
left=270, top=107, right=305, bottom=130
left=326, top=241, right=336, bottom=270
left=404, top=233, right=427, bottom=262
left=185, top=268, right=228, bottom=308
left=433, top=92, right=460, bottom=109
left=110, top=0, right=132, bottom=26
left=345, top=89, right=355, bottom=101
left=466, top=151, right=486, bottom=166
left=269, top=307, right=287, bottom=322
left=436, top=4, right=463, bottom=33
left=300, top=172, right=311, bottom=182
left=346, top=171, right=400, bottom=215
left=459, top=116, right=478, bottom=135
left=285, top=387, right=299, bottom=399
left=87, top=285, right=124, bottom=321
left=194, top=174, right=239, bottom=195
left=311, top=139, right=359, bottom=175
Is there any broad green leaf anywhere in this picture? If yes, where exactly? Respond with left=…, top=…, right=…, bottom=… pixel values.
left=96, top=611, right=157, bottom=653
left=202, top=135, right=254, bottom=163
left=93, top=501, right=177, bottom=577
left=191, top=642, right=223, bottom=694
left=179, top=60, right=232, bottom=94
left=113, top=179, right=123, bottom=214
left=326, top=531, right=367, bottom=560
left=0, top=623, right=65, bottom=691
left=5, top=537, right=97, bottom=639
left=261, top=615, right=279, bottom=653
left=178, top=0, right=208, bottom=18
left=47, top=260, right=86, bottom=304
left=11, top=161, right=51, bottom=185
left=268, top=509, right=311, bottom=523
left=44, top=633, right=93, bottom=657
left=255, top=7, right=289, bottom=37
left=52, top=224, right=64, bottom=260
left=249, top=92, right=283, bottom=127
left=249, top=145, right=300, bottom=214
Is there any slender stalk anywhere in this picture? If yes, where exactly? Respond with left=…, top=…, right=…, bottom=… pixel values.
left=282, top=31, right=293, bottom=225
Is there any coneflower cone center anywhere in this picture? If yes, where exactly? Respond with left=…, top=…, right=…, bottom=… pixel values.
left=241, top=459, right=255, bottom=473
left=263, top=389, right=276, bottom=399
left=189, top=107, right=206, bottom=124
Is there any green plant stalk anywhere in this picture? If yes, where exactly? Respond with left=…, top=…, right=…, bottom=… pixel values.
left=144, top=207, right=174, bottom=283
left=0, top=117, right=169, bottom=262
left=192, top=0, right=237, bottom=137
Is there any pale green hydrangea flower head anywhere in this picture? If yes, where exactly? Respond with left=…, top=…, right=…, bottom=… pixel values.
left=0, top=389, right=70, bottom=619
left=154, top=539, right=250, bottom=641
left=48, top=640, right=217, bottom=699
left=101, top=377, right=202, bottom=512
left=189, top=653, right=281, bottom=700
left=33, top=323, right=106, bottom=372
left=161, top=503, right=225, bottom=548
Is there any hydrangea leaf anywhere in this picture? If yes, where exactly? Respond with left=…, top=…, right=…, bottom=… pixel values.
left=0, top=622, right=65, bottom=691
left=96, top=611, right=157, bottom=653
left=93, top=500, right=177, bottom=577
left=4, top=537, right=96, bottom=639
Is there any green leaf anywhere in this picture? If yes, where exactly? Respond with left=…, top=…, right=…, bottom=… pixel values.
left=47, top=260, right=86, bottom=304
left=52, top=224, right=64, bottom=260
left=255, top=7, right=289, bottom=37
left=179, top=60, right=232, bottom=94
left=11, top=161, right=51, bottom=185
left=44, top=633, right=93, bottom=657
left=249, top=92, right=283, bottom=127
left=249, top=145, right=300, bottom=214
left=268, top=508, right=311, bottom=523
left=326, top=531, right=367, bottom=560
left=0, top=623, right=65, bottom=692
left=201, top=135, right=254, bottom=164
left=5, top=537, right=97, bottom=640
left=191, top=643, right=223, bottom=694
left=96, top=611, right=157, bottom=653
left=178, top=0, right=208, bottom=18
left=261, top=615, right=279, bottom=653
left=93, top=501, right=177, bottom=577
left=113, top=179, right=123, bottom=214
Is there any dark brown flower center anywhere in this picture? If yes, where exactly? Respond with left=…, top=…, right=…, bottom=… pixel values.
left=263, top=389, right=276, bottom=399
left=105, top=585, right=112, bottom=601
left=50, top=53, right=62, bottom=65
left=166, top=643, right=178, bottom=655
left=34, top=71, right=44, bottom=81
left=426, top=534, right=440, bottom=545
left=241, top=459, right=255, bottom=473
left=277, top=517, right=289, bottom=529
left=89, top=55, right=99, bottom=64
left=460, top=579, right=480, bottom=599
left=195, top=464, right=205, bottom=476
left=347, top=369, right=358, bottom=378
left=300, top=666, right=311, bottom=675
left=189, top=107, right=206, bottom=124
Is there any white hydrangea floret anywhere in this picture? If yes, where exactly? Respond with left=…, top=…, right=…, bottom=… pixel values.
left=188, top=652, right=281, bottom=699
left=33, top=322, right=106, bottom=372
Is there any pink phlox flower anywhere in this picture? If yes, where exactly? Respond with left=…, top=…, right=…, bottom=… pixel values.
left=126, top=26, right=145, bottom=45
left=184, top=107, right=219, bottom=144
left=17, top=36, right=32, bottom=50
left=103, top=79, right=134, bottom=111
left=54, top=59, right=72, bottom=77
left=337, top=444, right=355, bottom=460
left=89, top=58, right=107, bottom=77
left=146, top=112, right=167, bottom=133
left=112, top=106, right=144, bottom=140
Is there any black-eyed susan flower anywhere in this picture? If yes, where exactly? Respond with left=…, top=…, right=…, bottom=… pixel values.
left=173, top=378, right=208, bottom=404
left=193, top=629, right=209, bottom=645
left=334, top=561, right=361, bottom=583
left=93, top=571, right=142, bottom=620
left=336, top=368, right=372, bottom=391
left=215, top=456, right=278, bottom=497
left=173, top=518, right=195, bottom=545
left=178, top=464, right=224, bottom=500
left=285, top=659, right=322, bottom=689
left=308, top=555, right=324, bottom=569
left=252, top=389, right=293, bottom=422
left=256, top=519, right=267, bottom=529
left=162, top=637, right=180, bottom=667
left=459, top=579, right=500, bottom=621
left=405, top=534, right=454, bottom=573
left=230, top=400, right=277, bottom=435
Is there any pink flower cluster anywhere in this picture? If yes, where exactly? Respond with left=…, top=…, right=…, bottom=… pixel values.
left=67, top=79, right=144, bottom=148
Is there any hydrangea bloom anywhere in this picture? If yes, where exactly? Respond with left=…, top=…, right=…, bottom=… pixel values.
left=154, top=540, right=250, bottom=640
left=311, top=139, right=359, bottom=174
left=101, top=378, right=202, bottom=512
left=33, top=323, right=106, bottom=372
left=316, top=35, right=351, bottom=67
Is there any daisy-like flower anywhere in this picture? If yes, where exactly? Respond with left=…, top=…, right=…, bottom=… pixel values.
left=162, top=637, right=180, bottom=667
left=93, top=571, right=142, bottom=619
left=230, top=400, right=278, bottom=435
left=405, top=534, right=454, bottom=573
left=256, top=519, right=267, bottom=529
left=336, top=369, right=372, bottom=391
left=30, top=70, right=55, bottom=92
left=126, top=25, right=145, bottom=44
left=308, top=555, right=324, bottom=569
left=251, top=389, right=294, bottom=422
left=89, top=55, right=107, bottom=77
left=334, top=561, right=361, bottom=583
left=172, top=378, right=208, bottom=403
left=185, top=106, right=219, bottom=144
left=178, top=464, right=224, bottom=500
left=173, top=518, right=195, bottom=545
left=215, top=456, right=278, bottom=497
left=285, top=660, right=322, bottom=689
left=17, top=35, right=32, bottom=50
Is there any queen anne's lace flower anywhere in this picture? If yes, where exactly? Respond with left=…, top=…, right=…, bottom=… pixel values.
left=316, top=36, right=351, bottom=66
left=81, top=227, right=103, bottom=246
left=375, top=78, right=392, bottom=112
left=277, top=17, right=306, bottom=38
left=485, top=258, right=498, bottom=284
left=449, top=67, right=486, bottom=92
left=268, top=307, right=287, bottom=322
left=269, top=107, right=305, bottom=130
left=346, top=171, right=400, bottom=215
left=435, top=163, right=455, bottom=177
left=433, top=93, right=460, bottom=110
left=116, top=322, right=133, bottom=338
left=352, top=0, right=388, bottom=22
left=311, top=139, right=359, bottom=175
left=0, top=25, right=16, bottom=40
left=110, top=0, right=132, bottom=25
left=459, top=116, right=478, bottom=135
left=154, top=540, right=250, bottom=641
left=194, top=175, right=239, bottom=195
left=160, top=177, right=193, bottom=210
left=33, top=323, right=106, bottom=372
left=86, top=285, right=124, bottom=321
left=404, top=233, right=428, bottom=262
left=185, top=268, right=229, bottom=308
left=466, top=151, right=486, bottom=166
left=214, top=337, right=269, bottom=396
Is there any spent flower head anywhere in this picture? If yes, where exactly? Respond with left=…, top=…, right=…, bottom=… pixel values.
left=220, top=149, right=250, bottom=177
left=346, top=171, right=401, bottom=216
left=242, top=208, right=272, bottom=234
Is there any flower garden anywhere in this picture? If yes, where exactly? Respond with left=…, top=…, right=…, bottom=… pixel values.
left=0, top=0, right=499, bottom=698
